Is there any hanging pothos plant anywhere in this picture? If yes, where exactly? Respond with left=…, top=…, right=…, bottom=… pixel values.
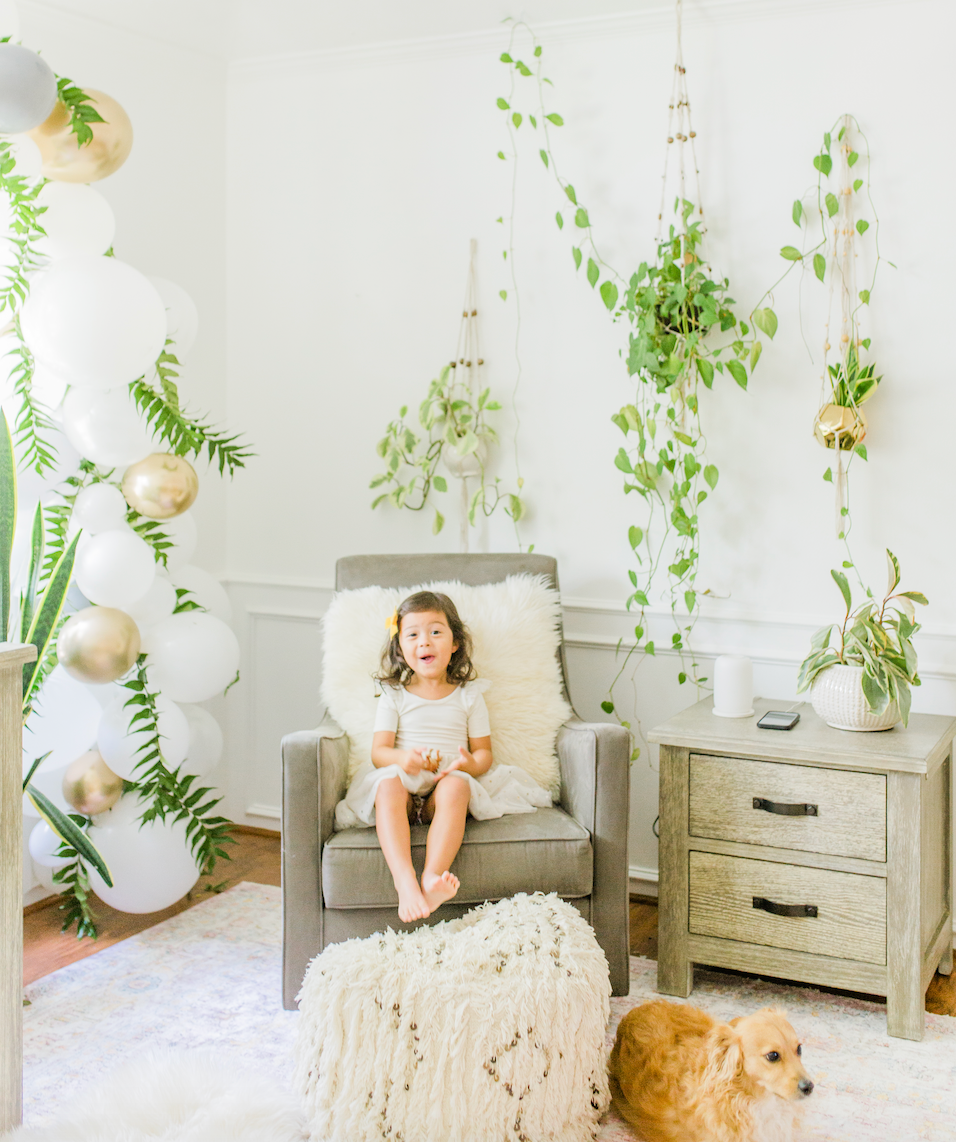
left=0, top=81, right=253, bottom=937
left=370, top=247, right=526, bottom=544
left=495, top=18, right=777, bottom=753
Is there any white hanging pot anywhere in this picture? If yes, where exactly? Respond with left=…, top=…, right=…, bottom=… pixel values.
left=443, top=439, right=485, bottom=480
left=810, top=663, right=899, bottom=732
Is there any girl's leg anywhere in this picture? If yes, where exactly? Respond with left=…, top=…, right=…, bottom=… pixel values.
left=421, top=776, right=469, bottom=910
left=375, top=776, right=430, bottom=922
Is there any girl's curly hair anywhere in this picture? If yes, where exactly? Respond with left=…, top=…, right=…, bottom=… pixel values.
left=376, top=591, right=478, bottom=687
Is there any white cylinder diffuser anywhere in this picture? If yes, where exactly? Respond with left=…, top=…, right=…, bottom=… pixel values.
left=713, top=655, right=754, bottom=718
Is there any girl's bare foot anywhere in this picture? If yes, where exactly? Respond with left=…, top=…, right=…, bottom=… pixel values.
left=422, top=869, right=459, bottom=911
left=395, top=873, right=430, bottom=922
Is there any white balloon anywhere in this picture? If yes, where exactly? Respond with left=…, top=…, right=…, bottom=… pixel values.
left=97, top=690, right=188, bottom=780
left=73, top=483, right=129, bottom=535
left=83, top=679, right=127, bottom=709
left=8, top=135, right=41, bottom=180
left=34, top=182, right=116, bottom=262
left=144, top=612, right=240, bottom=703
left=148, top=276, right=198, bottom=359
left=122, top=573, right=177, bottom=630
left=30, top=362, right=69, bottom=416
left=75, top=528, right=156, bottom=607
left=28, top=820, right=71, bottom=869
left=162, top=510, right=197, bottom=572
left=179, top=703, right=224, bottom=778
left=87, top=793, right=200, bottom=913
left=62, top=386, right=155, bottom=469
left=22, top=664, right=101, bottom=774
left=20, top=256, right=167, bottom=389
left=171, top=564, right=232, bottom=624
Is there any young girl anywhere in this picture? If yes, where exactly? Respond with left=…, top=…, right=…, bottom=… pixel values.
left=334, top=590, right=550, bottom=922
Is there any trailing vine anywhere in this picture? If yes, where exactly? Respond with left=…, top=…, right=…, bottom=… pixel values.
left=496, top=20, right=775, bottom=746
left=52, top=822, right=98, bottom=939
left=54, top=75, right=106, bottom=147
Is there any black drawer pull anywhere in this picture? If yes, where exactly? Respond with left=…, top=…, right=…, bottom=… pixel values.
left=753, top=896, right=818, bottom=919
left=752, top=796, right=818, bottom=817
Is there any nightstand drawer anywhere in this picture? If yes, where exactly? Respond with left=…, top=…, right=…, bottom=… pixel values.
left=689, top=851, right=886, bottom=965
left=689, top=754, right=886, bottom=861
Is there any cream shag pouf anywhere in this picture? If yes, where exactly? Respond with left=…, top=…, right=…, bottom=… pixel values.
left=293, top=893, right=611, bottom=1142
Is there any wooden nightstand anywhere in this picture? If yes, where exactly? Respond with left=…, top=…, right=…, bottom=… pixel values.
left=649, top=696, right=955, bottom=1040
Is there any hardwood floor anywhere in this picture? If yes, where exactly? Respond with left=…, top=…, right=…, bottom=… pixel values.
left=628, top=895, right=956, bottom=1018
left=23, top=826, right=280, bottom=986
left=23, top=847, right=956, bottom=1018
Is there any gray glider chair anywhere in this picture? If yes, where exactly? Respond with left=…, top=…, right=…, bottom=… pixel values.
left=281, top=553, right=630, bottom=1008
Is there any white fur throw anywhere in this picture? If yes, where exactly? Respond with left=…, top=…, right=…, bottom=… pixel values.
left=6, top=1050, right=308, bottom=1142
left=293, top=893, right=611, bottom=1142
left=320, top=574, right=571, bottom=796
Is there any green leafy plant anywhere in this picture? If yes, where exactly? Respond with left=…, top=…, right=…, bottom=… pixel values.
left=797, top=550, right=926, bottom=727
left=496, top=25, right=774, bottom=738
left=54, top=75, right=106, bottom=148
left=371, top=364, right=524, bottom=538
left=824, top=344, right=880, bottom=424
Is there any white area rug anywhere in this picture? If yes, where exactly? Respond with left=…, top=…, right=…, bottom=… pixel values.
left=18, top=882, right=956, bottom=1140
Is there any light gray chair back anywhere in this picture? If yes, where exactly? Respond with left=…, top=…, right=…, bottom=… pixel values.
left=334, top=553, right=571, bottom=703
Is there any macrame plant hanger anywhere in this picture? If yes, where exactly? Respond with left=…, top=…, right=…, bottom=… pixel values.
left=447, top=239, right=484, bottom=553
left=816, top=113, right=864, bottom=536
left=656, top=0, right=704, bottom=434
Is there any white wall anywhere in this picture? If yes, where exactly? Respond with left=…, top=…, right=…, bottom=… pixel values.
left=17, top=3, right=228, bottom=899
left=221, top=0, right=956, bottom=893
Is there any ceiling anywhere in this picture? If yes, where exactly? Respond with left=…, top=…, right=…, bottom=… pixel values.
left=22, top=0, right=676, bottom=61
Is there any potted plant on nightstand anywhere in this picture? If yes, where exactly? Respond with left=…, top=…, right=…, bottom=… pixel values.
left=797, top=550, right=927, bottom=730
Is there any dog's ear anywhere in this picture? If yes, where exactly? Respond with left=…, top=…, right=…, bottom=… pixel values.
left=707, top=1024, right=743, bottom=1085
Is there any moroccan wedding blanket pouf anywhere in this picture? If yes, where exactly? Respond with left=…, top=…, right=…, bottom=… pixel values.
left=292, top=893, right=611, bottom=1142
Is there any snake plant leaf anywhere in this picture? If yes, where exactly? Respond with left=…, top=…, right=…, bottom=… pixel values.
left=0, top=408, right=15, bottom=642
left=22, top=532, right=81, bottom=707
left=21, top=750, right=51, bottom=792
left=26, top=786, right=113, bottom=886
left=20, top=502, right=44, bottom=644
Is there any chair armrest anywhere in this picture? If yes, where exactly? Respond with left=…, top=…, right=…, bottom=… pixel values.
left=557, top=716, right=630, bottom=995
left=281, top=718, right=349, bottom=1009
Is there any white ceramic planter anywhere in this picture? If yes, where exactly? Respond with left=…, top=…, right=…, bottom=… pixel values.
left=443, top=440, right=485, bottom=479
left=810, top=663, right=899, bottom=732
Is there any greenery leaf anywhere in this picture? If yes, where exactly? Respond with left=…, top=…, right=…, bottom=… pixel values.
left=26, top=787, right=113, bottom=886
left=600, top=280, right=619, bottom=310
left=546, top=113, right=564, bottom=126
left=780, top=246, right=803, bottom=261
left=572, top=247, right=582, bottom=270
left=587, top=258, right=599, bottom=287
left=497, top=97, right=510, bottom=110
left=750, top=340, right=762, bottom=371
left=539, top=148, right=549, bottom=168
left=432, top=510, right=444, bottom=535
left=792, top=200, right=803, bottom=226
left=726, top=359, right=747, bottom=389
left=628, top=525, right=643, bottom=549
left=575, top=207, right=590, bottom=229
left=703, top=464, right=718, bottom=490
left=831, top=568, right=852, bottom=613
left=432, top=475, right=447, bottom=493
left=752, top=307, right=778, bottom=340
left=813, top=253, right=826, bottom=282
left=697, top=359, right=714, bottom=388
left=555, top=211, right=563, bottom=229
left=825, top=192, right=839, bottom=218
left=856, top=219, right=869, bottom=235
left=813, top=153, right=833, bottom=177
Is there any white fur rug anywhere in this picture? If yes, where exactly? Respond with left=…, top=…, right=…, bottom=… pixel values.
left=7, top=1051, right=308, bottom=1142
left=320, top=575, right=571, bottom=795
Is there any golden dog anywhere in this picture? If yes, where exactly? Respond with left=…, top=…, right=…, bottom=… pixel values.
left=608, top=1001, right=813, bottom=1142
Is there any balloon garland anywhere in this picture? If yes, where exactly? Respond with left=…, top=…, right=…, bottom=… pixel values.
left=1, top=15, right=252, bottom=935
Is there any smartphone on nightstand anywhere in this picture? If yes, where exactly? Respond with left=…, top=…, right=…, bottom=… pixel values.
left=757, top=710, right=800, bottom=731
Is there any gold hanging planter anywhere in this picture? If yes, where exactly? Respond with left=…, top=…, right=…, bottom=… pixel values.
left=813, top=402, right=867, bottom=451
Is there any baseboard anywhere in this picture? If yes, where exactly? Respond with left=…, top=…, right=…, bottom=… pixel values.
left=629, top=865, right=659, bottom=899
left=23, top=885, right=56, bottom=910
left=245, top=803, right=281, bottom=821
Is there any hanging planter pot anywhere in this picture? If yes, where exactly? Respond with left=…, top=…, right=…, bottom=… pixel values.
left=813, top=402, right=867, bottom=451
left=810, top=663, right=899, bottom=732
left=443, top=438, right=485, bottom=479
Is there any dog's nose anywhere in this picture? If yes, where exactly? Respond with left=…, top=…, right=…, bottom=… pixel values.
left=798, top=1078, right=814, bottom=1096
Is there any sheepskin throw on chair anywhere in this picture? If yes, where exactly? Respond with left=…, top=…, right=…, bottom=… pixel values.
left=293, top=893, right=611, bottom=1142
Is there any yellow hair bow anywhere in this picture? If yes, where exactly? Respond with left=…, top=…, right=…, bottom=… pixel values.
left=385, top=609, right=399, bottom=638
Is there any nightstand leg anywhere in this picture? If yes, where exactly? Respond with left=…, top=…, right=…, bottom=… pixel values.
left=939, top=943, right=954, bottom=976
left=657, top=745, right=694, bottom=997
left=886, top=772, right=924, bottom=1041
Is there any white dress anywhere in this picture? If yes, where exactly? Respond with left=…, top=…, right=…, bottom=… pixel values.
left=334, top=680, right=552, bottom=829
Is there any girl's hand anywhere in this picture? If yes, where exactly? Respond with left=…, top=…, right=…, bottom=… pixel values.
left=437, top=746, right=474, bottom=779
left=402, top=749, right=427, bottom=776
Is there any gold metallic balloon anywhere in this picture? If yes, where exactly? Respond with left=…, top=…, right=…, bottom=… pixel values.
left=57, top=606, right=141, bottom=684
left=62, top=750, right=123, bottom=816
left=121, top=453, right=199, bottom=519
left=813, top=403, right=867, bottom=451
left=28, top=90, right=133, bottom=183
